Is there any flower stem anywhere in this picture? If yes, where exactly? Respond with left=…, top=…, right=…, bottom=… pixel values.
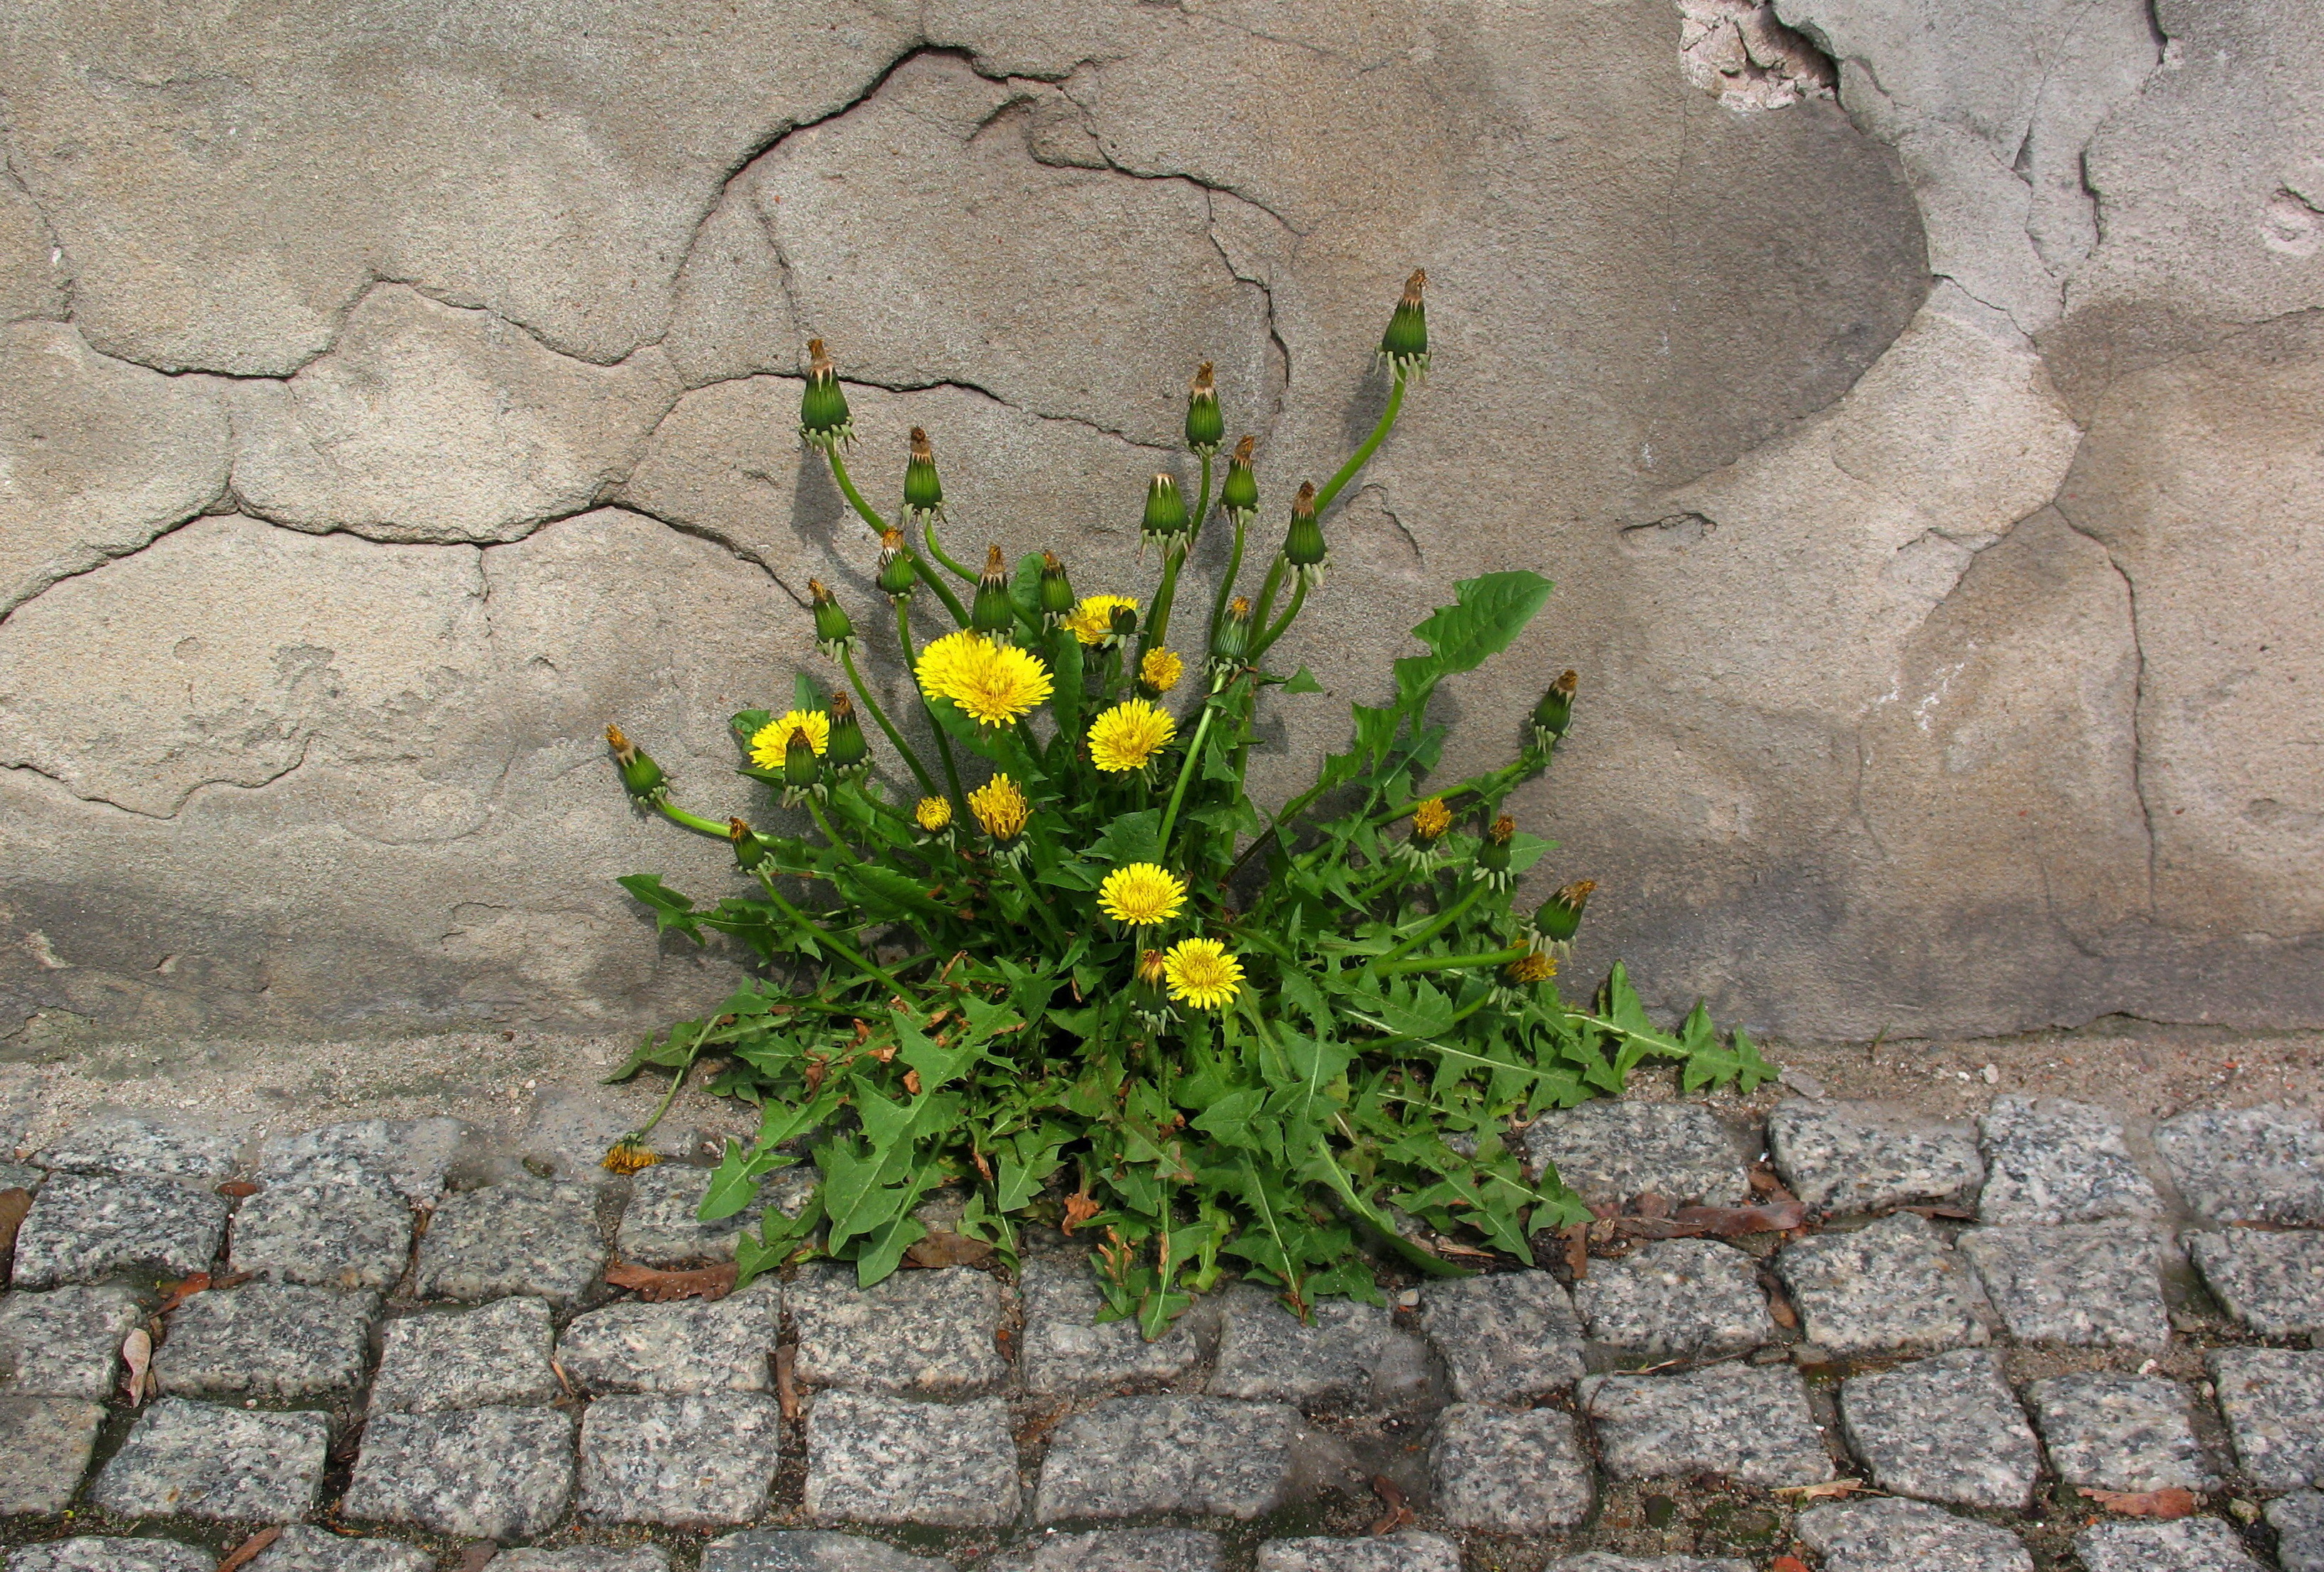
left=1249, top=553, right=1287, bottom=636
left=1156, top=697, right=1223, bottom=853
left=1314, top=373, right=1406, bottom=514
left=1369, top=940, right=1527, bottom=980
left=752, top=868, right=916, bottom=998
left=1251, top=577, right=1307, bottom=660
left=1206, top=508, right=1250, bottom=654
left=894, top=602, right=967, bottom=806
left=841, top=645, right=938, bottom=798
left=825, top=449, right=889, bottom=537
left=654, top=798, right=732, bottom=839
left=921, top=516, right=979, bottom=585
left=1374, top=879, right=1487, bottom=966
left=1138, top=538, right=1189, bottom=670
left=804, top=796, right=863, bottom=865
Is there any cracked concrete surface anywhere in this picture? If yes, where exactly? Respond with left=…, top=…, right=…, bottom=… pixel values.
left=0, top=0, right=2318, bottom=1046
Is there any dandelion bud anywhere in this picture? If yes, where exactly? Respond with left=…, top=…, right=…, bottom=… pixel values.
left=1209, top=595, right=1252, bottom=678
left=1474, top=812, right=1516, bottom=889
left=972, top=544, right=1015, bottom=637
left=728, top=816, right=770, bottom=872
left=1038, top=552, right=1076, bottom=625
left=784, top=726, right=821, bottom=796
left=1141, top=472, right=1190, bottom=551
left=809, top=578, right=858, bottom=661
left=1184, top=362, right=1224, bottom=456
left=1220, top=434, right=1258, bottom=519
left=1132, top=947, right=1176, bottom=1029
left=1379, top=269, right=1429, bottom=382
left=902, top=427, right=944, bottom=519
left=606, top=724, right=665, bottom=801
left=1504, top=949, right=1557, bottom=987
left=1138, top=647, right=1184, bottom=696
left=1284, top=481, right=1326, bottom=588
left=1396, top=795, right=1453, bottom=871
left=1109, top=602, right=1139, bottom=642
left=826, top=691, right=869, bottom=776
left=798, top=338, right=854, bottom=450
left=876, top=528, right=918, bottom=601
left=912, top=794, right=955, bottom=844
left=1532, top=669, right=1578, bottom=752
left=1529, top=878, right=1597, bottom=953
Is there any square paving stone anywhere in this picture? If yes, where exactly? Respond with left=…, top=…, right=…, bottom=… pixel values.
left=1976, top=1097, right=2160, bottom=1225
left=2023, top=1371, right=2216, bottom=1492
left=702, top=1531, right=951, bottom=1572
left=152, top=1282, right=378, bottom=1400
left=0, top=1395, right=103, bottom=1512
left=229, top=1175, right=414, bottom=1293
left=1581, top=1361, right=1832, bottom=1487
left=0, top=1283, right=142, bottom=1397
left=559, top=1278, right=778, bottom=1393
left=615, top=1163, right=749, bottom=1266
left=370, top=1294, right=557, bottom=1412
left=344, top=1404, right=576, bottom=1541
left=1257, top=1534, right=1461, bottom=1572
left=2074, top=1516, right=2261, bottom=1571
left=1209, top=1282, right=1406, bottom=1407
left=1794, top=1497, right=2031, bottom=1572
left=13, top=1172, right=229, bottom=1288
left=2157, top=1104, right=2324, bottom=1226
left=1547, top=1561, right=1750, bottom=1572
left=1958, top=1224, right=2169, bottom=1348
left=989, top=1529, right=1221, bottom=1571
left=1417, top=1269, right=1584, bottom=1403
left=1018, top=1257, right=1201, bottom=1395
left=1774, top=1211, right=1991, bottom=1355
left=1034, top=1395, right=1299, bottom=1522
left=1838, top=1349, right=2040, bottom=1510
left=2187, top=1227, right=2324, bottom=1336
left=2210, top=1346, right=2324, bottom=1489
left=259, top=1118, right=470, bottom=1208
left=245, top=1526, right=432, bottom=1572
left=805, top=1389, right=1019, bottom=1528
left=2268, top=1489, right=2324, bottom=1572
left=1571, top=1238, right=1774, bottom=1359
left=6, top=1541, right=216, bottom=1572
left=497, top=1553, right=670, bottom=1572
left=90, top=1396, right=330, bottom=1523
left=38, top=1118, right=241, bottom=1182
left=789, top=1264, right=1007, bottom=1397
left=1523, top=1100, right=1750, bottom=1207
left=1768, top=1100, right=1983, bottom=1215
left=580, top=1390, right=784, bottom=1526
left=1428, top=1402, right=1596, bottom=1532
left=412, top=1179, right=604, bottom=1308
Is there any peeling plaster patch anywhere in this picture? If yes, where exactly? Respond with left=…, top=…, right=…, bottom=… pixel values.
left=2261, top=189, right=2323, bottom=259
left=1679, top=0, right=1837, bottom=110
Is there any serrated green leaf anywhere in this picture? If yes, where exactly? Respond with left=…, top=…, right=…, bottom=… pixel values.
left=616, top=873, right=703, bottom=944
left=1392, top=570, right=1555, bottom=709
left=1283, top=665, right=1322, bottom=694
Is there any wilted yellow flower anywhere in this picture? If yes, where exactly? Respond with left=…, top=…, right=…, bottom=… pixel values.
left=1136, top=948, right=1169, bottom=987
left=967, top=774, right=1029, bottom=840
left=749, top=708, right=829, bottom=769
left=916, top=630, right=1053, bottom=727
left=1163, top=937, right=1243, bottom=1011
left=1099, top=863, right=1188, bottom=927
left=1139, top=648, right=1185, bottom=694
left=913, top=796, right=953, bottom=832
left=1063, top=594, right=1139, bottom=646
left=1411, top=796, right=1453, bottom=842
left=601, top=1137, right=660, bottom=1175
left=1506, top=949, right=1558, bottom=985
left=1087, top=699, right=1176, bottom=774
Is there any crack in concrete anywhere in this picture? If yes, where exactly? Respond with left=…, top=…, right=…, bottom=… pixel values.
left=1, top=733, right=316, bottom=823
left=2050, top=494, right=2160, bottom=913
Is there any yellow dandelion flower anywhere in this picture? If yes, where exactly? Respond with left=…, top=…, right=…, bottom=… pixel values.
left=967, top=774, right=1029, bottom=841
left=601, top=1137, right=659, bottom=1175
left=1411, top=796, right=1453, bottom=842
left=1087, top=699, right=1176, bottom=774
left=1139, top=647, right=1185, bottom=694
left=917, top=631, right=1053, bottom=727
left=1098, top=863, right=1188, bottom=927
left=749, top=708, right=829, bottom=768
left=914, top=629, right=989, bottom=694
left=1506, top=949, right=1558, bottom=985
left=1063, top=594, right=1139, bottom=646
left=1163, top=937, right=1244, bottom=1011
left=913, top=796, right=953, bottom=832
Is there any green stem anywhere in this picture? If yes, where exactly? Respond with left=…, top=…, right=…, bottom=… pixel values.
left=628, top=1035, right=703, bottom=1142
left=841, top=645, right=938, bottom=798
left=893, top=601, right=966, bottom=806
left=804, top=796, right=863, bottom=865
left=1249, top=553, right=1287, bottom=636
left=1002, top=863, right=1070, bottom=947
left=826, top=450, right=889, bottom=538
left=1369, top=940, right=1527, bottom=981
left=753, top=868, right=916, bottom=999
left=654, top=798, right=732, bottom=838
left=1314, top=373, right=1406, bottom=515
left=1156, top=697, right=1224, bottom=853
left=912, top=558, right=971, bottom=627
left=922, top=516, right=979, bottom=585
left=1251, top=577, right=1307, bottom=660
left=1206, top=509, right=1250, bottom=653
left=1185, top=451, right=1213, bottom=553
left=1374, top=761, right=1533, bottom=826
left=1138, top=541, right=1188, bottom=670
left=1374, top=879, right=1488, bottom=966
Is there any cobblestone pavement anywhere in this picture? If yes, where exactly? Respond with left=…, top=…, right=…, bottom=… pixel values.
left=2, top=1091, right=2322, bottom=1571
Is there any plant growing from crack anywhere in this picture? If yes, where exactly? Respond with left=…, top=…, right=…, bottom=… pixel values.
left=602, top=271, right=1771, bottom=1327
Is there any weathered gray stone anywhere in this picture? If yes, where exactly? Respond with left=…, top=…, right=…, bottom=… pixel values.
left=90, top=1397, right=330, bottom=1523
left=1959, top=1224, right=2169, bottom=1348
left=370, top=1295, right=557, bottom=1412
left=257, top=1118, right=470, bottom=1208
left=36, top=1116, right=241, bottom=1182
left=1417, top=1269, right=1584, bottom=1403
left=1582, top=1361, right=1832, bottom=1487
left=2210, top=1347, right=2324, bottom=1489
left=229, top=1175, right=415, bottom=1293
left=579, top=1390, right=784, bottom=1526
left=790, top=1264, right=1008, bottom=1397
left=616, top=1162, right=750, bottom=1266
left=1256, top=1535, right=1461, bottom=1572
left=0, top=1283, right=142, bottom=1397
left=2270, top=1490, right=2324, bottom=1572
left=2023, top=1372, right=2216, bottom=1492
left=6, top=1541, right=215, bottom=1572
left=344, top=1404, right=577, bottom=1541
left=995, top=1530, right=1223, bottom=1572
left=1428, top=1402, right=1596, bottom=1533
left=1794, top=1496, right=2032, bottom=1572
left=12, top=1172, right=229, bottom=1288
left=0, top=1162, right=42, bottom=1192
left=1839, top=1350, right=2040, bottom=1510
left=1572, top=1237, right=1775, bottom=1358
left=497, top=1553, right=669, bottom=1572
left=413, top=1179, right=604, bottom=1308
left=518, top=1090, right=694, bottom=1190
left=151, top=1283, right=377, bottom=1401
left=1975, top=1097, right=2160, bottom=1225
left=2075, top=1518, right=2261, bottom=1572
left=1034, top=1395, right=1300, bottom=1522
left=1523, top=1101, right=1750, bottom=1207
left=559, top=1278, right=777, bottom=1394
left=0, top=1395, right=102, bottom=1514
left=2186, top=1227, right=2324, bottom=1336
left=1018, top=1258, right=1201, bottom=1396
left=245, top=1526, right=434, bottom=1572
left=1209, top=1282, right=1412, bottom=1408
left=703, top=1531, right=953, bottom=1572
left=1775, top=1210, right=1991, bottom=1355
left=1767, top=1100, right=1983, bottom=1214
left=2159, top=1107, right=2324, bottom=1227
left=1546, top=1560, right=1751, bottom=1572
left=805, top=1389, right=1018, bottom=1529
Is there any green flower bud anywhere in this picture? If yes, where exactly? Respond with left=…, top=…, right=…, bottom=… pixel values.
left=1109, top=602, right=1139, bottom=641
left=903, top=427, right=944, bottom=519
left=729, top=817, right=770, bottom=871
left=1184, top=362, right=1224, bottom=455
left=1379, top=269, right=1428, bottom=382
left=972, top=544, right=1015, bottom=637
left=809, top=578, right=857, bottom=661
left=1208, top=595, right=1252, bottom=682
left=606, top=724, right=665, bottom=801
left=1038, top=551, right=1075, bottom=625
left=1532, top=669, right=1577, bottom=753
left=1220, top=434, right=1258, bottom=519
left=798, top=339, right=854, bottom=450
left=826, top=691, right=869, bottom=776
left=1141, top=472, right=1190, bottom=551
left=1473, top=812, right=1518, bottom=890
left=1529, top=878, right=1596, bottom=951
left=784, top=725, right=821, bottom=796
left=876, top=528, right=918, bottom=600
left=1284, top=480, right=1326, bottom=588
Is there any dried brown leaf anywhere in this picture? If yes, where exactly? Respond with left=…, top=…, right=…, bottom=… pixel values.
left=603, top=1259, right=738, bottom=1302
left=902, top=1068, right=923, bottom=1096
left=215, top=1526, right=281, bottom=1572
left=774, top=1345, right=799, bottom=1422
left=1062, top=1192, right=1100, bottom=1236
left=0, top=1187, right=30, bottom=1272
left=455, top=1541, right=500, bottom=1572
left=905, top=1229, right=995, bottom=1269
left=217, top=1180, right=260, bottom=1199
left=120, top=1327, right=154, bottom=1405
left=1560, top=1222, right=1589, bottom=1281
left=2082, top=1486, right=2199, bottom=1519
left=1772, top=1557, right=1810, bottom=1572
left=1669, top=1199, right=1810, bottom=1237
left=1367, top=1474, right=1414, bottom=1536
left=1766, top=1286, right=1800, bottom=1329
left=1773, top=1479, right=1869, bottom=1500
left=156, top=1273, right=214, bottom=1316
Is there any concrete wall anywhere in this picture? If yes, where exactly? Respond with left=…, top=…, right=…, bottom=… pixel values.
left=1, top=0, right=2317, bottom=1048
